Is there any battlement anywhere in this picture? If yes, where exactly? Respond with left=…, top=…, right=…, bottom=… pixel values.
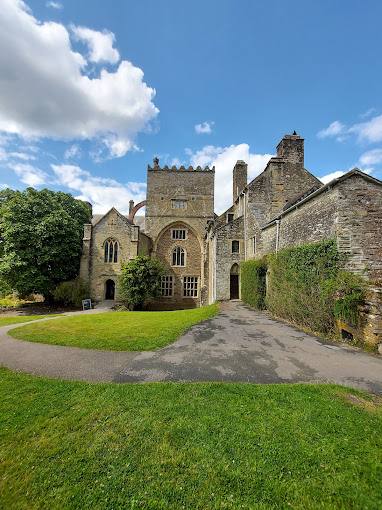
left=148, top=157, right=214, bottom=172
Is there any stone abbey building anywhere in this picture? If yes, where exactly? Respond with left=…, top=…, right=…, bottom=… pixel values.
left=80, top=133, right=382, bottom=343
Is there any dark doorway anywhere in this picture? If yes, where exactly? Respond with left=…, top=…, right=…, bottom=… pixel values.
left=230, top=275, right=239, bottom=299
left=105, top=279, right=115, bottom=300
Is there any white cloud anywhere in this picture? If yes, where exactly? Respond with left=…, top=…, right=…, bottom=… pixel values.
left=9, top=152, right=36, bottom=161
left=188, top=144, right=273, bottom=213
left=317, top=121, right=346, bottom=139
left=64, top=144, right=81, bottom=159
left=360, top=107, right=376, bottom=119
left=0, top=183, right=9, bottom=190
left=51, top=164, right=146, bottom=214
left=319, top=171, right=345, bottom=184
left=71, top=26, right=120, bottom=64
left=349, top=115, right=382, bottom=143
left=46, top=2, right=63, bottom=9
left=358, top=148, right=382, bottom=166
left=9, top=163, right=49, bottom=187
left=0, top=0, right=158, bottom=158
left=195, top=122, right=214, bottom=134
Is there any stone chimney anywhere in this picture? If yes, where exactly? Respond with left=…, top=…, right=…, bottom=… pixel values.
left=276, top=132, right=304, bottom=167
left=233, top=160, right=248, bottom=202
left=129, top=200, right=134, bottom=216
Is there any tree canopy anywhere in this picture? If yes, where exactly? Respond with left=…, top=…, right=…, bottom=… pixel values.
left=0, top=188, right=92, bottom=297
left=119, top=255, right=166, bottom=310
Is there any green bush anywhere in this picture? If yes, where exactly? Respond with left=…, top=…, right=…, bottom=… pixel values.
left=53, top=277, right=89, bottom=308
left=264, top=240, right=366, bottom=336
left=241, top=258, right=267, bottom=309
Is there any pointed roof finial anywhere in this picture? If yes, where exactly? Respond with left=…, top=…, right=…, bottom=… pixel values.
left=153, top=156, right=159, bottom=166
left=292, top=130, right=297, bottom=135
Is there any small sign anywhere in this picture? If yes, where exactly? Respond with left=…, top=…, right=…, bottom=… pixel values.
left=82, top=299, right=91, bottom=311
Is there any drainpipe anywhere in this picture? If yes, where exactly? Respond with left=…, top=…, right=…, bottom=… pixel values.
left=243, top=191, right=247, bottom=262
left=275, top=219, right=280, bottom=255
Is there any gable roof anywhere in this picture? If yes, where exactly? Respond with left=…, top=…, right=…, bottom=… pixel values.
left=92, top=207, right=133, bottom=229
left=263, top=168, right=382, bottom=229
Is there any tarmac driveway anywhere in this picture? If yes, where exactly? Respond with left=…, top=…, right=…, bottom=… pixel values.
left=1, top=301, right=381, bottom=395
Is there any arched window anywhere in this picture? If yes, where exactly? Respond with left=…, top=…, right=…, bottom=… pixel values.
left=172, top=246, right=185, bottom=266
left=104, top=238, right=118, bottom=263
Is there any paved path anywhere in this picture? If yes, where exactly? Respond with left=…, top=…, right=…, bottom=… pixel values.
left=1, top=301, right=381, bottom=395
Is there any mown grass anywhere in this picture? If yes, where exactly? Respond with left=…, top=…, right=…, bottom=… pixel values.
left=0, top=368, right=381, bottom=509
left=9, top=304, right=219, bottom=351
left=0, top=315, right=60, bottom=327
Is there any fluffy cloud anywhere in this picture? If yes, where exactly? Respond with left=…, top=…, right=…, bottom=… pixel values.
left=188, top=144, right=273, bottom=213
left=358, top=148, right=382, bottom=166
left=9, top=163, right=49, bottom=187
left=349, top=115, right=382, bottom=143
left=51, top=164, right=146, bottom=214
left=319, top=171, right=345, bottom=184
left=195, top=122, right=214, bottom=134
left=0, top=0, right=158, bottom=158
left=317, top=121, right=346, bottom=139
left=71, top=26, right=120, bottom=64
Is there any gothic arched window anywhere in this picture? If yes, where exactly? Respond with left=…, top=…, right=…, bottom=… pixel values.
left=104, top=238, right=118, bottom=263
left=172, top=246, right=185, bottom=266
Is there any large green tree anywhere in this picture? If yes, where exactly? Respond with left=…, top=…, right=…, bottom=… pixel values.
left=119, top=255, right=166, bottom=310
left=0, top=188, right=92, bottom=298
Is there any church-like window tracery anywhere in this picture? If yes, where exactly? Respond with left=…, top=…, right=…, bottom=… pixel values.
left=104, top=238, right=118, bottom=263
left=172, top=246, right=185, bottom=266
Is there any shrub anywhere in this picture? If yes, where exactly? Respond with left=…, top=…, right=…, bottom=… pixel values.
left=53, top=277, right=89, bottom=308
left=265, top=240, right=366, bottom=336
left=241, top=258, right=267, bottom=309
left=119, top=256, right=166, bottom=310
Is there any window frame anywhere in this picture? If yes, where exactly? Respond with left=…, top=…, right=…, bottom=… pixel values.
left=172, top=246, right=186, bottom=266
left=104, top=238, right=119, bottom=263
left=183, top=276, right=199, bottom=298
left=161, top=275, right=173, bottom=297
left=171, top=199, right=187, bottom=210
left=171, top=229, right=187, bottom=240
left=231, top=240, right=240, bottom=253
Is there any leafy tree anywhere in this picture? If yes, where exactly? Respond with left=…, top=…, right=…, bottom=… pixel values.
left=0, top=188, right=92, bottom=298
left=119, top=255, right=166, bottom=310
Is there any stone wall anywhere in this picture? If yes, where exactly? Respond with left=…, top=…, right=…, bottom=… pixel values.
left=152, top=221, right=203, bottom=309
left=213, top=217, right=245, bottom=302
left=145, top=163, right=215, bottom=241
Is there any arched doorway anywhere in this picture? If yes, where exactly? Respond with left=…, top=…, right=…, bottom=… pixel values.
left=105, top=279, right=115, bottom=300
left=230, top=264, right=240, bottom=299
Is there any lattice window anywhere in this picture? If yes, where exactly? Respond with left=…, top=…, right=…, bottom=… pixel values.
left=172, top=229, right=186, bottom=240
left=172, top=246, right=185, bottom=266
left=232, top=240, right=240, bottom=253
left=171, top=199, right=187, bottom=209
left=104, top=238, right=118, bottom=263
left=183, top=276, right=198, bottom=297
left=161, top=276, right=173, bottom=297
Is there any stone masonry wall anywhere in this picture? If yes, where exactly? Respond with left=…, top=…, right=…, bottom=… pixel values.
left=214, top=217, right=244, bottom=301
left=153, top=222, right=203, bottom=309
left=145, top=165, right=215, bottom=241
left=87, top=210, right=139, bottom=301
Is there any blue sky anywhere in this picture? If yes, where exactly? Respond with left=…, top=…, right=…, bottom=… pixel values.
left=1, top=0, right=382, bottom=214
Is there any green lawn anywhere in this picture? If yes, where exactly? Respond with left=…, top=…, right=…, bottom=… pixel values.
left=0, top=315, right=61, bottom=327
left=9, top=305, right=219, bottom=350
left=0, top=368, right=381, bottom=509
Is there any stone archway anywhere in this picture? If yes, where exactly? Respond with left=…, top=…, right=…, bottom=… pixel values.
left=105, top=279, right=115, bottom=300
left=230, top=264, right=240, bottom=300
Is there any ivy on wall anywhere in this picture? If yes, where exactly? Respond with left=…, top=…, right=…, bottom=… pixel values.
left=241, top=239, right=366, bottom=337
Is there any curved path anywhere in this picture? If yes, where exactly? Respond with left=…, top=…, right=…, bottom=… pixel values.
left=0, top=302, right=381, bottom=395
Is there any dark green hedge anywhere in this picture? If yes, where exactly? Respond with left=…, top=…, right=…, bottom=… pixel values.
left=241, top=259, right=267, bottom=309
left=241, top=239, right=366, bottom=337
left=265, top=239, right=365, bottom=335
